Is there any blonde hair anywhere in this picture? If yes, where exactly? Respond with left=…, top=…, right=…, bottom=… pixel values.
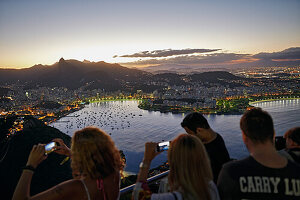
left=168, top=134, right=213, bottom=200
left=71, top=127, right=124, bottom=179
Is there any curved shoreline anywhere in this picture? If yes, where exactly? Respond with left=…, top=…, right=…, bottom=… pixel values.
left=138, top=97, right=300, bottom=115
left=249, top=97, right=300, bottom=105
left=53, top=97, right=300, bottom=123
left=88, top=98, right=142, bottom=103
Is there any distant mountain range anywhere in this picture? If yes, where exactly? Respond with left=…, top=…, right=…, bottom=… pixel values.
left=0, top=58, right=245, bottom=91
left=0, top=58, right=152, bottom=90
left=140, top=63, right=231, bottom=74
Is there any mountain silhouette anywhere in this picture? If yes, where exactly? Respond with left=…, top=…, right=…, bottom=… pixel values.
left=0, top=59, right=244, bottom=91
left=0, top=58, right=151, bottom=91
left=190, top=71, right=242, bottom=82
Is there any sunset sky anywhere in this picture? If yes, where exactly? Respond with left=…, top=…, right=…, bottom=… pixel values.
left=0, top=0, right=299, bottom=69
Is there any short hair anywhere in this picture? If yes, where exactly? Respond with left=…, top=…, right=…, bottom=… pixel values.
left=168, top=134, right=212, bottom=200
left=71, top=127, right=124, bottom=179
left=284, top=127, right=300, bottom=145
left=181, top=112, right=210, bottom=133
left=240, top=108, right=274, bottom=143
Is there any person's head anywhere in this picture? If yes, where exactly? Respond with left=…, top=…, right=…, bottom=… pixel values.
left=240, top=108, right=274, bottom=144
left=284, top=127, right=300, bottom=149
left=168, top=134, right=212, bottom=200
left=71, top=127, right=124, bottom=179
left=181, top=112, right=210, bottom=135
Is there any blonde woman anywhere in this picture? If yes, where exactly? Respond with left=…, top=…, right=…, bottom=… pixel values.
left=12, top=127, right=124, bottom=200
left=133, top=134, right=220, bottom=200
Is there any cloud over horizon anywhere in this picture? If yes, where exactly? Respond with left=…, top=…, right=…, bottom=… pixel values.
left=121, top=47, right=300, bottom=68
left=115, top=48, right=221, bottom=58
left=124, top=53, right=252, bottom=65
left=253, top=47, right=300, bottom=60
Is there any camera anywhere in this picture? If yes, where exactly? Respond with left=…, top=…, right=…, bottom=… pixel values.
left=275, top=136, right=286, bottom=151
left=157, top=141, right=170, bottom=152
left=45, top=141, right=58, bottom=155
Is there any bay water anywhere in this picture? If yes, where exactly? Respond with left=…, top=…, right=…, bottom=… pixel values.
left=51, top=99, right=300, bottom=173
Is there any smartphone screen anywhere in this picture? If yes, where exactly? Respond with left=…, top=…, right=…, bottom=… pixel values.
left=45, top=142, right=57, bottom=154
left=157, top=141, right=170, bottom=152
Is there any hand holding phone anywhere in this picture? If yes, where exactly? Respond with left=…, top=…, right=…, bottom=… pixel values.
left=157, top=141, right=170, bottom=152
left=52, top=138, right=71, bottom=157
left=27, top=144, right=48, bottom=168
left=45, top=141, right=58, bottom=155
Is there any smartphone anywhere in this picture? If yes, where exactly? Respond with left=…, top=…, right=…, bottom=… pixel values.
left=275, top=136, right=286, bottom=151
left=45, top=141, right=58, bottom=155
left=157, top=141, right=170, bottom=152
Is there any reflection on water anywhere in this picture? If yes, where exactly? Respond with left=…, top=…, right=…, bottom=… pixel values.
left=251, top=99, right=300, bottom=135
left=51, top=99, right=300, bottom=173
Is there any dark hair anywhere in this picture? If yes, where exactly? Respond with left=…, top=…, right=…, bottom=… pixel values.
left=181, top=112, right=210, bottom=133
left=284, top=127, right=300, bottom=145
left=240, top=108, right=274, bottom=143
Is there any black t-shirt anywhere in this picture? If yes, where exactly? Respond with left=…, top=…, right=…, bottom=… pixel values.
left=217, top=156, right=300, bottom=200
left=287, top=148, right=300, bottom=163
left=205, top=133, right=230, bottom=182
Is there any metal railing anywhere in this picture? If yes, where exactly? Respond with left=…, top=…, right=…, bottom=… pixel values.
left=120, top=170, right=169, bottom=195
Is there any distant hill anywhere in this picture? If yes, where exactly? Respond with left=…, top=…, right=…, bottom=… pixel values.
left=189, top=71, right=242, bottom=82
left=150, top=71, right=244, bottom=87
left=141, top=63, right=231, bottom=74
left=0, top=59, right=244, bottom=91
left=0, top=58, right=151, bottom=91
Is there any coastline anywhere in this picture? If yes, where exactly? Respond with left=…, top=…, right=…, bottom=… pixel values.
left=138, top=97, right=300, bottom=115
left=50, top=97, right=300, bottom=124
left=88, top=98, right=142, bottom=103
left=137, top=104, right=246, bottom=115
left=249, top=97, right=300, bottom=105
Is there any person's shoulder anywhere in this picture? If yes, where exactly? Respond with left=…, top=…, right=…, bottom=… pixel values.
left=44, top=179, right=84, bottom=199
left=215, top=132, right=223, bottom=139
left=214, top=133, right=226, bottom=143
left=222, top=156, right=253, bottom=171
left=286, top=159, right=300, bottom=170
left=59, top=179, right=84, bottom=190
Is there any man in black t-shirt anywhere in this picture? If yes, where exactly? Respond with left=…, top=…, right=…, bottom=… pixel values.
left=181, top=112, right=230, bottom=182
left=217, top=108, right=300, bottom=200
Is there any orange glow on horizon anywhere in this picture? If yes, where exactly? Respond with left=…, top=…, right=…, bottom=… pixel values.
left=272, top=59, right=300, bottom=62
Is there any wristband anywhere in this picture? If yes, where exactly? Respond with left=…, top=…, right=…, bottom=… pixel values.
left=23, top=165, right=36, bottom=172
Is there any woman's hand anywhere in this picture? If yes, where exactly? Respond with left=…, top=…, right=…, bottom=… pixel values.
left=52, top=138, right=71, bottom=157
left=143, top=142, right=161, bottom=164
left=135, top=142, right=163, bottom=189
left=26, top=144, right=47, bottom=168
